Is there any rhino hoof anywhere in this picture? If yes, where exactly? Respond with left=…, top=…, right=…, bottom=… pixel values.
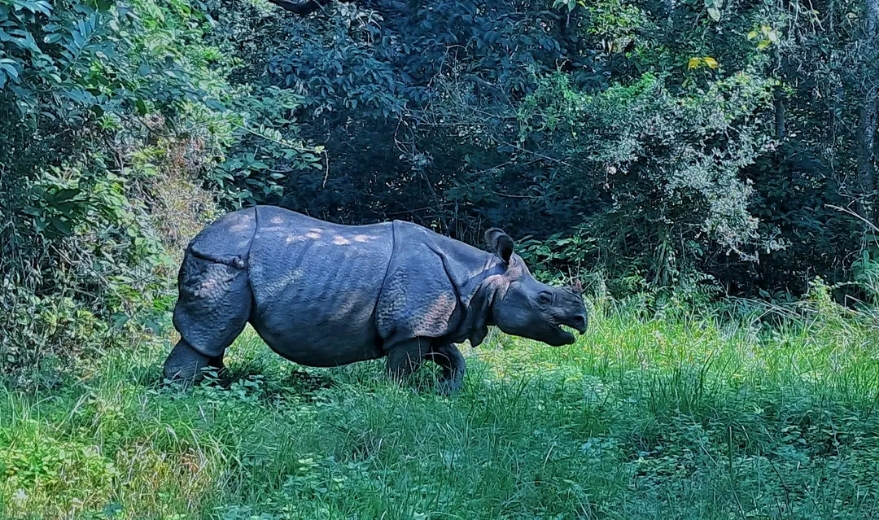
left=162, top=340, right=221, bottom=385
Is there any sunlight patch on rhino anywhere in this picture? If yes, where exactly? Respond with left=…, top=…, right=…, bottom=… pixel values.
left=333, top=235, right=351, bottom=245
left=305, top=232, right=321, bottom=240
left=285, top=234, right=308, bottom=245
left=274, top=268, right=304, bottom=290
left=330, top=289, right=374, bottom=322
left=196, top=277, right=222, bottom=298
left=353, top=234, right=376, bottom=243
left=230, top=223, right=251, bottom=233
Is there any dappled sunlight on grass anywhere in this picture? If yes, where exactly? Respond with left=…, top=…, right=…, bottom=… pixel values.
left=2, top=299, right=879, bottom=518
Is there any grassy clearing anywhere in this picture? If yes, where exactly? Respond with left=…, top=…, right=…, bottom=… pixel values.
left=2, top=294, right=879, bottom=519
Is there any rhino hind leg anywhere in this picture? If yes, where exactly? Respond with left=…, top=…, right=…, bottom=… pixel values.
left=425, top=343, right=466, bottom=395
left=164, top=251, right=252, bottom=383
left=385, top=339, right=467, bottom=395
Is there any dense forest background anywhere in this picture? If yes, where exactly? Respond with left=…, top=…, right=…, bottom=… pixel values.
left=3, top=0, right=879, bottom=384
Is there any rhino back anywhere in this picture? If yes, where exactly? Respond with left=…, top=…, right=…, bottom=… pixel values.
left=186, top=206, right=258, bottom=267
left=246, top=206, right=394, bottom=366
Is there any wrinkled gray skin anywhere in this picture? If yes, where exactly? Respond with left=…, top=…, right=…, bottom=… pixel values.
left=163, top=206, right=588, bottom=394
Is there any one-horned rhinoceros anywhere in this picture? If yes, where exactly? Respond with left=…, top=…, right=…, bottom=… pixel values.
left=163, top=205, right=588, bottom=393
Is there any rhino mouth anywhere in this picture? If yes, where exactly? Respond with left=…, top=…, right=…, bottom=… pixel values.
left=548, top=315, right=587, bottom=345
left=547, top=322, right=581, bottom=345
left=562, top=315, right=588, bottom=333
left=557, top=325, right=577, bottom=344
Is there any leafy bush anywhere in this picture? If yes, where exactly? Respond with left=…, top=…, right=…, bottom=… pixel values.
left=517, top=70, right=778, bottom=286
left=221, top=0, right=876, bottom=301
left=0, top=0, right=321, bottom=384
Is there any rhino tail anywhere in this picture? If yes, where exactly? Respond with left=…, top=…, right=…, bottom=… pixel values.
left=187, top=243, right=248, bottom=269
left=182, top=206, right=259, bottom=270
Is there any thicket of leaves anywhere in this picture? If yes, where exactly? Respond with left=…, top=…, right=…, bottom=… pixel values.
left=208, top=0, right=878, bottom=300
left=0, top=0, right=319, bottom=384
left=4, top=0, right=879, bottom=381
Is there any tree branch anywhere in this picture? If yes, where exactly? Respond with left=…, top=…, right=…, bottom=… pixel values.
left=265, top=0, right=332, bottom=16
left=265, top=0, right=408, bottom=18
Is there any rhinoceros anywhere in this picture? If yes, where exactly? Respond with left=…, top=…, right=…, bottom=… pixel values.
left=163, top=205, right=588, bottom=393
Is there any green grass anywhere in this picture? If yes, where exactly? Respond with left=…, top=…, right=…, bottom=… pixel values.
left=2, top=295, right=879, bottom=519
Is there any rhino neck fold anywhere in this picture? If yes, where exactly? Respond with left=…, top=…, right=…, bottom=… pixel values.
left=452, top=266, right=503, bottom=348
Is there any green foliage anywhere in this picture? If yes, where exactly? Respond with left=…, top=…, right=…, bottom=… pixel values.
left=224, top=0, right=604, bottom=238
left=0, top=0, right=193, bottom=383
left=517, top=69, right=778, bottom=286
left=208, top=86, right=324, bottom=208
left=205, top=0, right=877, bottom=300
left=0, top=157, right=179, bottom=384
left=0, top=0, right=320, bottom=383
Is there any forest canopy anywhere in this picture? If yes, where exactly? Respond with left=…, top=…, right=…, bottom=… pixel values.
left=214, top=0, right=879, bottom=298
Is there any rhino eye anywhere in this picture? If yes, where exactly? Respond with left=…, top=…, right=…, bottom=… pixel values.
left=538, top=292, right=553, bottom=305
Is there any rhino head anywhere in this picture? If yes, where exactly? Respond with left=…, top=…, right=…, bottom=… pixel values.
left=483, top=228, right=589, bottom=347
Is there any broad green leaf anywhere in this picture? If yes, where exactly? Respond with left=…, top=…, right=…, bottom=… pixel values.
left=135, top=98, right=148, bottom=115
left=49, top=188, right=81, bottom=202
left=0, top=61, right=19, bottom=80
left=51, top=217, right=73, bottom=236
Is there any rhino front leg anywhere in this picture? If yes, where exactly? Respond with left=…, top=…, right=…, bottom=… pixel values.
left=426, top=343, right=466, bottom=395
left=385, top=338, right=428, bottom=384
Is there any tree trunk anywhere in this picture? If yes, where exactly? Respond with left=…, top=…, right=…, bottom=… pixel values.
left=265, top=0, right=331, bottom=15
left=774, top=90, right=786, bottom=140
left=857, top=0, right=879, bottom=221
left=773, top=47, right=786, bottom=140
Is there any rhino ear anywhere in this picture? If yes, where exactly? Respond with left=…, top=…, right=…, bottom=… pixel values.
left=484, top=228, right=514, bottom=264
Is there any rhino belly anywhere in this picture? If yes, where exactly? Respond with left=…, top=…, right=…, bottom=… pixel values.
left=246, top=208, right=394, bottom=367
left=251, top=307, right=384, bottom=367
